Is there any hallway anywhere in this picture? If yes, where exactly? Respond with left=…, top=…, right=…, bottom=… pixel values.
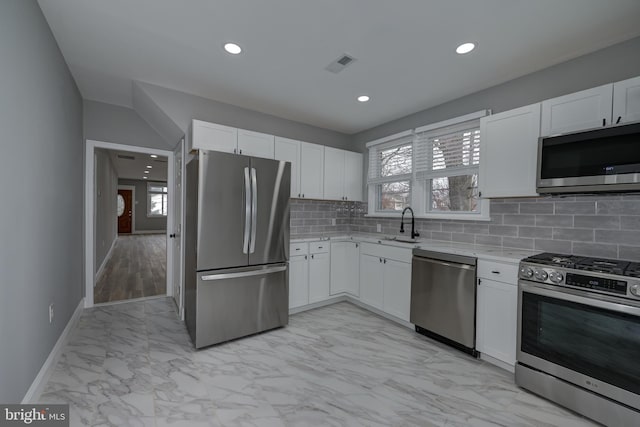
left=95, top=234, right=166, bottom=304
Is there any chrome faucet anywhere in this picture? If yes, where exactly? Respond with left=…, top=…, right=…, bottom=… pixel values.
left=400, top=207, right=420, bottom=239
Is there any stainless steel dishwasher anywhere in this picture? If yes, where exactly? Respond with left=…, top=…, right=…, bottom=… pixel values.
left=410, top=249, right=478, bottom=356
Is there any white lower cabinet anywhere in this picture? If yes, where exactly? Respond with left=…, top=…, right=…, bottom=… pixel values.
left=289, top=254, right=309, bottom=309
left=330, top=241, right=360, bottom=296
left=359, top=254, right=384, bottom=310
left=308, top=250, right=330, bottom=304
left=382, top=259, right=411, bottom=322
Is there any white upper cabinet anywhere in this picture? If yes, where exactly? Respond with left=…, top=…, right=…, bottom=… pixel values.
left=237, top=129, right=274, bottom=159
left=323, top=148, right=363, bottom=201
left=189, top=120, right=238, bottom=153
left=613, top=76, right=640, bottom=125
left=479, top=103, right=541, bottom=198
left=323, top=147, right=345, bottom=200
left=299, top=142, right=324, bottom=199
left=274, top=137, right=300, bottom=197
left=541, top=84, right=613, bottom=137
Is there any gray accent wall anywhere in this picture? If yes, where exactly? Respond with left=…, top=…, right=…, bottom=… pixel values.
left=119, top=179, right=168, bottom=232
left=95, top=149, right=118, bottom=273
left=0, top=0, right=83, bottom=403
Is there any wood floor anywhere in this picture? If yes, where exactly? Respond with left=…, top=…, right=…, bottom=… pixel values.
left=94, top=234, right=166, bottom=304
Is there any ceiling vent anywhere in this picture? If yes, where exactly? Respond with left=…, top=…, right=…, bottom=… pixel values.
left=325, top=54, right=356, bottom=74
left=153, top=158, right=168, bottom=163
left=117, top=154, right=135, bottom=160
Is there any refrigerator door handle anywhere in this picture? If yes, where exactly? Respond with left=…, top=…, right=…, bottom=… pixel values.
left=243, top=167, right=251, bottom=254
left=250, top=167, right=257, bottom=253
left=201, top=265, right=287, bottom=281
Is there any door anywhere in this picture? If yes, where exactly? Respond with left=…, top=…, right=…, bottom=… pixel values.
left=238, top=129, right=275, bottom=159
left=117, top=189, right=133, bottom=233
left=248, top=157, right=290, bottom=266
left=289, top=255, right=309, bottom=308
left=196, top=151, right=250, bottom=270
left=299, top=142, right=324, bottom=199
left=308, top=252, right=330, bottom=303
left=360, top=254, right=384, bottom=310
left=383, top=259, right=411, bottom=322
left=323, top=147, right=345, bottom=200
left=172, top=139, right=185, bottom=318
left=274, top=137, right=300, bottom=197
left=344, top=151, right=363, bottom=201
left=613, top=75, right=640, bottom=125
left=477, top=278, right=517, bottom=365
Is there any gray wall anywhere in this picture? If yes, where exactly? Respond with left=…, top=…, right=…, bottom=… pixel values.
left=135, top=82, right=356, bottom=151
left=95, top=149, right=118, bottom=273
left=0, top=0, right=83, bottom=403
left=119, top=179, right=168, bottom=232
left=353, top=36, right=640, bottom=147
left=84, top=100, right=173, bottom=150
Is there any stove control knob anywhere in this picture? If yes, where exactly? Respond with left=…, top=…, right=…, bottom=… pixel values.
left=534, top=269, right=548, bottom=281
left=549, top=271, right=564, bottom=284
left=519, top=266, right=534, bottom=278
left=631, top=284, right=640, bottom=297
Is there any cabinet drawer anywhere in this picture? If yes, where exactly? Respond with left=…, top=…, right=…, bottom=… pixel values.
left=359, top=242, right=411, bottom=264
left=309, top=241, right=329, bottom=254
left=477, top=260, right=518, bottom=285
left=290, top=242, right=308, bottom=255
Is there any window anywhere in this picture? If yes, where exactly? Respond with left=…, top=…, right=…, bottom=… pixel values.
left=147, top=182, right=168, bottom=217
left=366, top=111, right=489, bottom=220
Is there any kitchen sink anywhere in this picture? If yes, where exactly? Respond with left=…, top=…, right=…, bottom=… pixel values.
left=385, top=236, right=420, bottom=243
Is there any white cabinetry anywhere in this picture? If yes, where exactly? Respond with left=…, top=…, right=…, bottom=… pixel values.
left=274, top=137, right=300, bottom=197
left=189, top=120, right=237, bottom=153
left=330, top=241, right=360, bottom=296
left=237, top=129, right=274, bottom=159
left=359, top=254, right=384, bottom=310
left=308, top=242, right=330, bottom=303
left=476, top=260, right=518, bottom=367
left=323, top=148, right=364, bottom=201
left=613, top=75, right=640, bottom=125
left=382, top=258, right=411, bottom=321
left=299, top=142, right=324, bottom=199
left=479, top=104, right=541, bottom=198
left=541, top=85, right=613, bottom=137
left=289, top=253, right=309, bottom=309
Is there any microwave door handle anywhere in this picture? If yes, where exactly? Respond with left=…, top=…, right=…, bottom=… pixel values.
left=250, top=167, right=257, bottom=254
left=243, top=167, right=250, bottom=254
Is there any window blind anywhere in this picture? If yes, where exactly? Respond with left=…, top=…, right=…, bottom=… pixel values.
left=414, top=120, right=480, bottom=180
left=367, top=134, right=414, bottom=184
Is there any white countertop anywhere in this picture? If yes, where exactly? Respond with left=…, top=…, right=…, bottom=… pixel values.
left=291, top=232, right=538, bottom=264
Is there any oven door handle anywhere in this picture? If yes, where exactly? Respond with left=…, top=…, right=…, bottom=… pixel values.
left=519, top=282, right=640, bottom=316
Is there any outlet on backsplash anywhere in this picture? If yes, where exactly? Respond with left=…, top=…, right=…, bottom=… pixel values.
left=49, top=303, right=54, bottom=324
left=377, top=224, right=382, bottom=233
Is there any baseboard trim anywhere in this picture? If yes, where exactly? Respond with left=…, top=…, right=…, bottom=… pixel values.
left=480, top=353, right=515, bottom=373
left=345, top=297, right=415, bottom=330
left=21, top=298, right=84, bottom=404
left=95, top=237, right=117, bottom=283
left=289, top=296, right=347, bottom=315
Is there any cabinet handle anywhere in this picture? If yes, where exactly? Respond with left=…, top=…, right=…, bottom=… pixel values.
left=602, top=118, right=606, bottom=127
left=233, top=148, right=237, bottom=154
left=616, top=116, right=622, bottom=124
left=302, top=194, right=305, bottom=198
left=295, top=248, right=300, bottom=251
left=491, top=270, right=500, bottom=274
left=379, top=258, right=382, bottom=263
left=305, top=255, right=307, bottom=260
left=355, top=243, right=359, bottom=248
left=239, top=149, right=243, bottom=154
left=383, top=259, right=387, bottom=264
left=311, top=254, right=314, bottom=259
left=478, top=278, right=482, bottom=286
left=318, top=246, right=323, bottom=249
left=478, top=191, right=482, bottom=197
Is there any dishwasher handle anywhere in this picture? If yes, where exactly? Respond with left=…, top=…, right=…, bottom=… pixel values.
left=412, top=255, right=476, bottom=271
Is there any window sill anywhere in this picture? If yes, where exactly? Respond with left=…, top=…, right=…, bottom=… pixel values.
left=365, top=212, right=491, bottom=222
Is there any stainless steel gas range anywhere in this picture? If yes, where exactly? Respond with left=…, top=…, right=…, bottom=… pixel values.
left=515, top=253, right=640, bottom=427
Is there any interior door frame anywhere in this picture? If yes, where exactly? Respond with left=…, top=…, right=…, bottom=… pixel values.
left=117, top=185, right=136, bottom=234
left=85, top=139, right=175, bottom=308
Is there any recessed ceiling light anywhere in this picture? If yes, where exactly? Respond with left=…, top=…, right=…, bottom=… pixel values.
left=144, top=171, right=150, bottom=174
left=224, top=42, right=242, bottom=55
left=357, top=95, right=370, bottom=103
left=143, top=176, right=148, bottom=179
left=146, top=165, right=152, bottom=169
left=150, top=154, right=158, bottom=158
left=456, top=42, right=476, bottom=55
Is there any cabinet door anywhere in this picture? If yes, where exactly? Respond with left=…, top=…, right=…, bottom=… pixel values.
left=613, top=76, right=640, bottom=125
left=299, top=142, right=324, bottom=199
left=478, top=104, right=541, bottom=198
left=191, top=120, right=237, bottom=153
left=289, top=255, right=309, bottom=309
left=345, top=242, right=360, bottom=297
left=330, top=242, right=348, bottom=295
left=359, top=254, right=384, bottom=310
left=382, top=259, right=411, bottom=322
left=540, top=84, right=613, bottom=136
left=237, top=129, right=275, bottom=159
left=308, top=252, right=330, bottom=303
left=476, top=278, right=517, bottom=366
left=344, top=151, right=363, bottom=202
left=323, top=147, right=345, bottom=200
left=274, top=137, right=300, bottom=197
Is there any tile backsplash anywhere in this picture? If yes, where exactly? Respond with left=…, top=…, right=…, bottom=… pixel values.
left=290, top=193, right=640, bottom=261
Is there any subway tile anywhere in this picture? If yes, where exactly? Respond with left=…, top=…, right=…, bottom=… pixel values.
left=535, top=215, right=573, bottom=227
left=464, top=224, right=489, bottom=235
left=431, top=231, right=452, bottom=241
left=621, top=216, right=640, bottom=230
left=550, top=196, right=576, bottom=202
left=488, top=225, right=518, bottom=237
left=553, top=202, right=596, bottom=215
left=595, top=229, right=640, bottom=245
left=503, top=214, right=536, bottom=226
left=489, top=203, right=520, bottom=214
left=520, top=202, right=554, bottom=214
left=535, top=239, right=572, bottom=253
left=488, top=214, right=504, bottom=225
left=417, top=221, right=443, bottom=231
left=452, top=233, right=475, bottom=243
left=573, top=215, right=620, bottom=230
left=597, top=200, right=640, bottom=215
left=572, top=242, right=618, bottom=259
left=519, top=226, right=552, bottom=239
left=442, top=223, right=464, bottom=232
left=619, top=246, right=640, bottom=261
left=502, top=237, right=535, bottom=250
left=552, top=228, right=594, bottom=242
left=475, top=235, right=502, bottom=247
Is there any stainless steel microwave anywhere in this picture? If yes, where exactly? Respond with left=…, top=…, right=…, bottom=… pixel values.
left=537, top=122, right=640, bottom=194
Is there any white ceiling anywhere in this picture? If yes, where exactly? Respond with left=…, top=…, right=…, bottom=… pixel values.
left=38, top=0, right=640, bottom=134
left=108, top=150, right=168, bottom=182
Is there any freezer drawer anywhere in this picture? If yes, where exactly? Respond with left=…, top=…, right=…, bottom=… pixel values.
left=188, top=263, right=289, bottom=348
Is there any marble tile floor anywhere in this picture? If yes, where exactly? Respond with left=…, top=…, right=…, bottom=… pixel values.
left=40, top=298, right=598, bottom=426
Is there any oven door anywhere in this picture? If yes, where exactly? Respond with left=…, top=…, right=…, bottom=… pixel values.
left=517, top=281, right=640, bottom=410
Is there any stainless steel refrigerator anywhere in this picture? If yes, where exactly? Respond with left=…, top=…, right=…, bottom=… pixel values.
left=184, top=150, right=290, bottom=348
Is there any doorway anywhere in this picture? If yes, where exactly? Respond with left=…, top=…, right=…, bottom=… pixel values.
left=85, top=140, right=177, bottom=309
